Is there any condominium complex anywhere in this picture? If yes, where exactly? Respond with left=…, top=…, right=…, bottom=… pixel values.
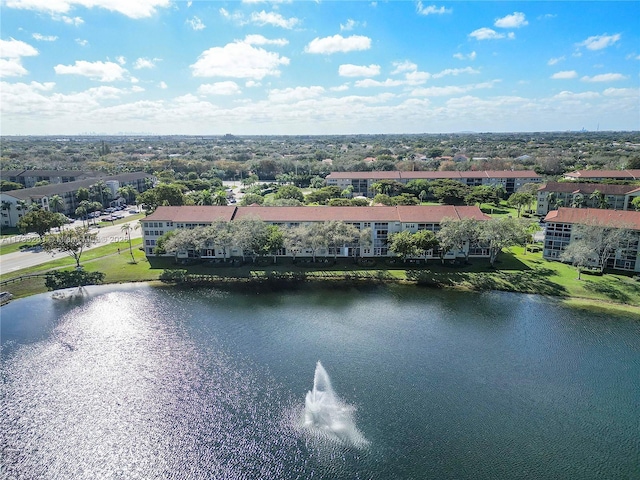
left=142, top=205, right=490, bottom=260
left=325, top=170, right=541, bottom=197
left=543, top=208, right=640, bottom=272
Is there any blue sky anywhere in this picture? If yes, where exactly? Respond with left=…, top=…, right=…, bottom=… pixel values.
left=1, top=0, right=638, bottom=135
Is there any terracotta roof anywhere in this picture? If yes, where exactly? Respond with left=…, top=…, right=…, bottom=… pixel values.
left=325, top=171, right=402, bottom=180
left=564, top=169, right=640, bottom=179
left=325, top=170, right=541, bottom=181
left=543, top=207, right=640, bottom=230
left=144, top=206, right=236, bottom=222
left=144, top=205, right=489, bottom=224
left=537, top=181, right=636, bottom=195
left=396, top=205, right=491, bottom=222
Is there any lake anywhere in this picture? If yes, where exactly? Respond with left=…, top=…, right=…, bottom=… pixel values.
left=1, top=283, right=638, bottom=479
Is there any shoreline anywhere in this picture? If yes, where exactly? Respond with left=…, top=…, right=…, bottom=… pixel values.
left=2, top=244, right=639, bottom=318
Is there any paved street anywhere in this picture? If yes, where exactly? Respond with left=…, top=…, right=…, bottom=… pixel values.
left=0, top=216, right=142, bottom=275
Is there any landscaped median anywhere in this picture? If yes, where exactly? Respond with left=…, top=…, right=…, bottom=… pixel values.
left=1, top=245, right=639, bottom=318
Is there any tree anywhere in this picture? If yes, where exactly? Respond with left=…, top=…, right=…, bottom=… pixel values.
left=1, top=200, right=13, bottom=226
left=507, top=192, right=534, bottom=217
left=325, top=221, right=360, bottom=259
left=569, top=222, right=633, bottom=273
left=120, top=222, right=140, bottom=263
left=571, top=193, right=585, bottom=209
left=89, top=181, right=112, bottom=207
left=283, top=225, right=305, bottom=261
left=388, top=230, right=418, bottom=262
left=560, top=241, right=593, bottom=280
left=240, top=193, right=264, bottom=206
left=372, top=194, right=394, bottom=206
left=589, top=190, right=609, bottom=209
left=465, top=185, right=498, bottom=206
left=274, top=185, right=304, bottom=202
left=0, top=180, right=23, bottom=192
left=478, top=217, right=531, bottom=266
left=631, top=196, right=640, bottom=211
left=49, top=194, right=64, bottom=213
left=76, top=187, right=90, bottom=202
left=264, top=225, right=285, bottom=263
left=309, top=176, right=325, bottom=189
left=371, top=180, right=403, bottom=197
left=413, top=229, right=439, bottom=261
left=212, top=190, right=228, bottom=206
left=430, top=179, right=471, bottom=205
left=17, top=209, right=62, bottom=240
left=436, top=218, right=481, bottom=263
left=42, top=226, right=98, bottom=269
left=117, top=185, right=138, bottom=204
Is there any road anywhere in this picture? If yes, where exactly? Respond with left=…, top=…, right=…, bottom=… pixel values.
left=0, top=216, right=142, bottom=275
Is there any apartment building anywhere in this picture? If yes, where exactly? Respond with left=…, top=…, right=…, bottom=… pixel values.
left=141, top=205, right=491, bottom=260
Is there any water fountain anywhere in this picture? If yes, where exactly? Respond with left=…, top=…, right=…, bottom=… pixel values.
left=303, top=361, right=369, bottom=448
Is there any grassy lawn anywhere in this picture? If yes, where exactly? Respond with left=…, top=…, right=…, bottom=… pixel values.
left=2, top=242, right=639, bottom=317
left=0, top=238, right=42, bottom=256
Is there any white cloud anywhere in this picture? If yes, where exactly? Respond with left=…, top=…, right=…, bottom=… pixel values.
left=58, top=15, right=83, bottom=25
left=198, top=81, right=242, bottom=96
left=133, top=58, right=158, bottom=69
left=391, top=61, right=417, bottom=74
left=305, top=35, right=371, bottom=54
left=355, top=78, right=406, bottom=88
left=453, top=51, right=476, bottom=60
left=602, top=87, right=637, bottom=97
left=116, top=56, right=126, bottom=65
left=552, top=90, right=600, bottom=100
left=469, top=28, right=511, bottom=41
left=405, top=70, right=430, bottom=84
left=245, top=80, right=261, bottom=88
left=432, top=67, right=479, bottom=78
left=411, top=81, right=497, bottom=97
left=547, top=56, right=565, bottom=66
left=158, top=81, right=168, bottom=89
left=190, top=41, right=290, bottom=79
left=0, top=38, right=38, bottom=77
left=338, top=64, right=380, bottom=77
left=75, top=38, right=89, bottom=46
left=0, top=38, right=38, bottom=58
left=250, top=10, right=299, bottom=29
left=494, top=12, right=528, bottom=28
left=187, top=16, right=206, bottom=31
left=581, top=73, right=627, bottom=82
left=416, top=2, right=452, bottom=15
left=32, top=33, right=58, bottom=42
left=340, top=19, right=363, bottom=31
left=243, top=35, right=288, bottom=46
left=330, top=84, right=349, bottom=92
left=54, top=60, right=127, bottom=82
left=0, top=58, right=28, bottom=77
left=268, top=86, right=325, bottom=103
left=551, top=70, right=578, bottom=79
left=4, top=0, right=171, bottom=19
left=577, top=33, right=621, bottom=51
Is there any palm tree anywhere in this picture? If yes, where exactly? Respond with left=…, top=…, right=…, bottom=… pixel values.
left=198, top=189, right=213, bottom=206
left=117, top=185, right=137, bottom=204
left=589, top=189, right=609, bottom=209
left=212, top=190, right=228, bottom=206
left=571, top=193, right=585, bottom=209
left=1, top=200, right=13, bottom=226
left=121, top=222, right=140, bottom=263
left=49, top=194, right=64, bottom=213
